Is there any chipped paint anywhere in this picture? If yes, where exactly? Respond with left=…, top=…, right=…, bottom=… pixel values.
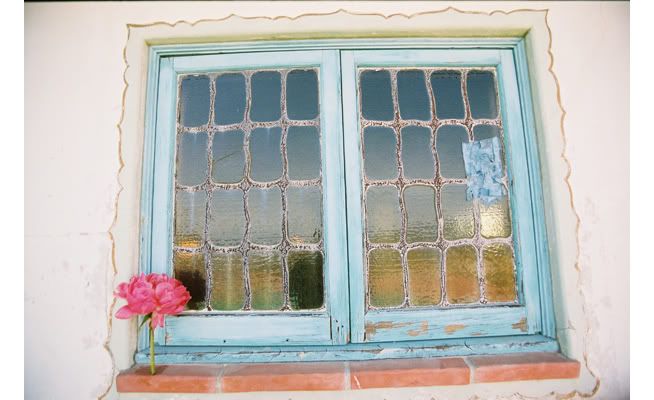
left=512, top=317, right=528, bottom=332
left=364, top=320, right=411, bottom=338
left=407, top=321, right=429, bottom=337
left=444, top=324, right=466, bottom=334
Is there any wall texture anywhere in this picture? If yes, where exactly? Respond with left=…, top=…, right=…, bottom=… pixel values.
left=25, top=2, right=629, bottom=399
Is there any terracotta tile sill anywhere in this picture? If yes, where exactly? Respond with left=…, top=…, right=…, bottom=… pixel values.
left=116, top=352, right=580, bottom=394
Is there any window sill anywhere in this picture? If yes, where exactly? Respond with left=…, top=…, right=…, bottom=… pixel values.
left=116, top=352, right=580, bottom=394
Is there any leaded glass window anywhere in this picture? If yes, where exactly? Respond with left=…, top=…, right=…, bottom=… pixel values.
left=174, top=69, right=326, bottom=312
left=141, top=45, right=554, bottom=356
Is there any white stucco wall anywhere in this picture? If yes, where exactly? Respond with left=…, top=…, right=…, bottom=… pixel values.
left=25, top=2, right=629, bottom=399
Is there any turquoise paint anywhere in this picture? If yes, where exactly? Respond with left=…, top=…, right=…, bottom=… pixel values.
left=138, top=37, right=557, bottom=362
left=134, top=334, right=558, bottom=364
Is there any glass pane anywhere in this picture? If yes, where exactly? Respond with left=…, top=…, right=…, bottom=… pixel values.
left=287, top=69, right=319, bottom=120
left=287, top=186, right=322, bottom=244
left=407, top=247, right=441, bottom=306
left=446, top=245, right=479, bottom=304
left=360, top=70, right=393, bottom=121
left=248, top=187, right=282, bottom=245
left=174, top=190, right=206, bottom=248
left=177, top=132, right=208, bottom=186
left=441, top=184, right=474, bottom=240
left=368, top=249, right=404, bottom=308
left=287, top=126, right=321, bottom=180
left=467, top=71, right=498, bottom=119
left=363, top=126, right=398, bottom=180
left=482, top=243, right=517, bottom=302
left=404, top=185, right=438, bottom=243
left=430, top=71, right=465, bottom=119
left=214, top=73, right=246, bottom=125
left=180, top=75, right=210, bottom=127
left=210, top=253, right=244, bottom=310
left=250, top=127, right=282, bottom=182
left=288, top=251, right=324, bottom=310
left=249, top=251, right=284, bottom=310
left=401, top=126, right=434, bottom=180
left=250, top=71, right=281, bottom=122
left=397, top=70, right=430, bottom=121
left=212, top=130, right=245, bottom=184
left=437, top=125, right=468, bottom=179
left=208, top=189, right=245, bottom=247
left=366, top=186, right=401, bottom=243
left=173, top=251, right=206, bottom=310
left=480, top=195, right=512, bottom=238
left=473, top=124, right=500, bottom=141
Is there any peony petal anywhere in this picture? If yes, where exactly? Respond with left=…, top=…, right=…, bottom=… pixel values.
left=115, top=305, right=135, bottom=319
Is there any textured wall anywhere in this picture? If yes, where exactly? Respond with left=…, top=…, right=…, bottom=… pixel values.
left=25, top=2, right=628, bottom=399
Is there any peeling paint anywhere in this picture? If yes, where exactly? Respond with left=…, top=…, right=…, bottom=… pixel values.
left=364, top=320, right=411, bottom=338
left=444, top=324, right=466, bottom=334
left=407, top=321, right=429, bottom=337
left=512, top=317, right=528, bottom=332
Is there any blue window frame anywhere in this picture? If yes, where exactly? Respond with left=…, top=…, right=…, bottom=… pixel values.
left=137, top=38, right=557, bottom=364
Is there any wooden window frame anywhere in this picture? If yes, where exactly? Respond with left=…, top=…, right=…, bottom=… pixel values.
left=136, top=37, right=557, bottom=364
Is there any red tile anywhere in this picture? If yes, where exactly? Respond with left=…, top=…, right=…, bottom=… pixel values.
left=116, top=364, right=221, bottom=393
left=221, top=362, right=347, bottom=392
left=467, top=352, right=580, bottom=383
left=349, top=357, right=470, bottom=389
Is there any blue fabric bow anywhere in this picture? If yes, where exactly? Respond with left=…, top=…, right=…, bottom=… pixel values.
left=461, top=136, right=506, bottom=205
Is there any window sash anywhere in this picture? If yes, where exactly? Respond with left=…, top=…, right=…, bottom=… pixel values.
left=147, top=50, right=350, bottom=346
left=341, top=49, right=543, bottom=343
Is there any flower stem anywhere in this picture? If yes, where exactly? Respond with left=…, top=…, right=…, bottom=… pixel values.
left=149, top=326, right=155, bottom=375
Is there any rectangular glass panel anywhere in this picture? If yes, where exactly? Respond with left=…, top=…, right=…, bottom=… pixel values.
left=430, top=71, right=465, bottom=119
left=446, top=245, right=479, bottom=304
left=404, top=185, right=437, bottom=243
left=441, top=184, right=474, bottom=240
left=174, top=251, right=206, bottom=310
left=436, top=125, right=468, bottom=179
left=248, top=187, right=282, bottom=245
left=360, top=70, right=393, bottom=121
left=401, top=126, right=434, bottom=180
left=249, top=127, right=282, bottom=182
left=397, top=70, right=430, bottom=121
left=407, top=247, right=441, bottom=306
left=287, top=186, right=322, bottom=244
left=210, top=252, right=244, bottom=311
left=368, top=249, right=404, bottom=307
left=467, top=70, right=499, bottom=119
left=480, top=195, right=512, bottom=239
left=286, top=69, right=319, bottom=120
left=208, top=189, right=245, bottom=247
left=174, top=190, right=206, bottom=248
left=366, top=185, right=401, bottom=244
left=212, top=130, right=245, bottom=184
left=250, top=71, right=281, bottom=122
left=363, top=127, right=398, bottom=180
left=180, top=75, right=210, bottom=127
left=288, top=251, right=324, bottom=310
left=482, top=243, right=517, bottom=302
left=249, top=251, right=284, bottom=310
left=214, top=73, right=246, bottom=125
left=287, top=126, right=321, bottom=180
left=177, top=132, right=208, bottom=186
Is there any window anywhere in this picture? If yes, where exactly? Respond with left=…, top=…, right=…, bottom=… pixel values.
left=138, top=39, right=556, bottom=363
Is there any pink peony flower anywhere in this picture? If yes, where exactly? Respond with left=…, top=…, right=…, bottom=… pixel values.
left=114, top=273, right=191, bottom=328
